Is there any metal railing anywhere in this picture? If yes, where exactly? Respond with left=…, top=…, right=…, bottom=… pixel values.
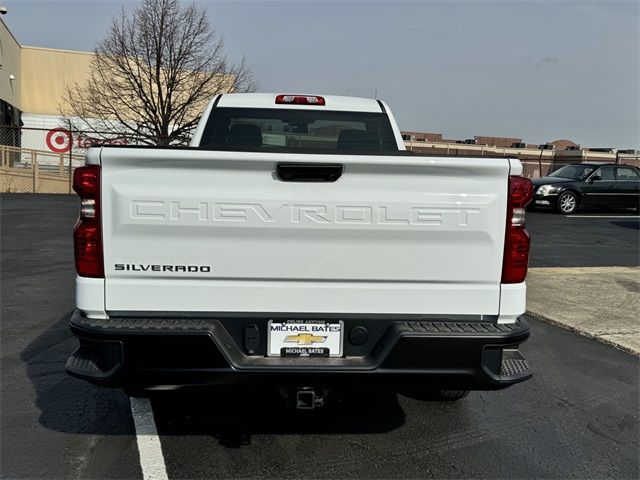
left=0, top=125, right=141, bottom=194
left=405, top=140, right=640, bottom=178
left=0, top=145, right=84, bottom=193
left=1, top=125, right=638, bottom=193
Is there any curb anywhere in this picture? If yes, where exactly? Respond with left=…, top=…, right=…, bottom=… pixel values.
left=526, top=310, right=639, bottom=357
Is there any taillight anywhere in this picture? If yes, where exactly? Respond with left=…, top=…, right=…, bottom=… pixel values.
left=73, top=165, right=103, bottom=277
left=275, top=94, right=325, bottom=106
left=502, top=175, right=533, bottom=284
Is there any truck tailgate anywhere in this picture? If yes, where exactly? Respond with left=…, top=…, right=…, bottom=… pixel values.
left=98, top=148, right=511, bottom=315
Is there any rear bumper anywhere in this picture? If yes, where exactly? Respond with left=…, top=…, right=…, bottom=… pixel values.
left=66, top=309, right=532, bottom=391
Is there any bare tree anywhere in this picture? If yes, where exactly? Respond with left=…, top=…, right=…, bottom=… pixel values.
left=62, top=0, right=256, bottom=145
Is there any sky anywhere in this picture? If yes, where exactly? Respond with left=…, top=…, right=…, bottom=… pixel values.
left=4, top=0, right=639, bottom=148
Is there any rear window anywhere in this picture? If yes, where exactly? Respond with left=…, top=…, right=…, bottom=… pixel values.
left=200, top=108, right=399, bottom=153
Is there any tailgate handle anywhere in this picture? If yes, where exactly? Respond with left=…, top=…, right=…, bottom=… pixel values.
left=276, top=163, right=343, bottom=182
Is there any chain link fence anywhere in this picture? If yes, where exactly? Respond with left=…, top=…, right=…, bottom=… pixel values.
left=1, top=125, right=638, bottom=194
left=0, top=125, right=144, bottom=194
left=407, top=143, right=640, bottom=178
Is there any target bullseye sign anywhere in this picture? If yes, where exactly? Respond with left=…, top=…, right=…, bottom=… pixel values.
left=45, top=128, right=73, bottom=153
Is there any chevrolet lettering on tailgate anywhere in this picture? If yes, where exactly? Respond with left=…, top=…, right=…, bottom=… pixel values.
left=130, top=200, right=482, bottom=228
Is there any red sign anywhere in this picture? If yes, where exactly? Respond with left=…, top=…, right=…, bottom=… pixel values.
left=45, top=128, right=128, bottom=153
left=45, top=128, right=72, bottom=153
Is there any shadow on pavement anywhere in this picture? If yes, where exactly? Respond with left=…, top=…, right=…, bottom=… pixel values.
left=23, top=312, right=408, bottom=441
left=151, top=387, right=407, bottom=447
left=21, top=312, right=134, bottom=435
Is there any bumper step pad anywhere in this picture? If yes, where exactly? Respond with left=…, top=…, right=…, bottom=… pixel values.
left=65, top=343, right=123, bottom=382
left=500, top=349, right=531, bottom=382
left=66, top=349, right=102, bottom=374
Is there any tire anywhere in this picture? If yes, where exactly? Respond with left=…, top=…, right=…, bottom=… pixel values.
left=556, top=191, right=578, bottom=215
left=434, top=390, right=470, bottom=401
left=403, top=389, right=470, bottom=401
left=123, top=388, right=151, bottom=398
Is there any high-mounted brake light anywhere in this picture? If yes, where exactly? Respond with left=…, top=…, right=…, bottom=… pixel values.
left=275, top=94, right=325, bottom=106
left=73, top=165, right=103, bottom=278
left=502, top=175, right=533, bottom=284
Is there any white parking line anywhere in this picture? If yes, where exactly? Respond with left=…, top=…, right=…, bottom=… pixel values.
left=567, top=215, right=640, bottom=219
left=130, top=396, right=169, bottom=480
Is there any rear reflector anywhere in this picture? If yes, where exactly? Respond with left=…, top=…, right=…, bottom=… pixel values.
left=73, top=165, right=103, bottom=278
left=275, top=95, right=325, bottom=106
left=73, top=166, right=100, bottom=198
left=502, top=176, right=533, bottom=284
left=74, top=222, right=103, bottom=277
left=510, top=175, right=534, bottom=208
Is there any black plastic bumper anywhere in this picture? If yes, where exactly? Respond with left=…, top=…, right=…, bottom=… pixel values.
left=532, top=194, right=558, bottom=208
left=66, top=310, right=532, bottom=391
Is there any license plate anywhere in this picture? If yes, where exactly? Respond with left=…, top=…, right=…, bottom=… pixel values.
left=267, top=320, right=343, bottom=357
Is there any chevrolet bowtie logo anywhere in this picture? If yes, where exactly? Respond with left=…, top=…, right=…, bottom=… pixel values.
left=284, top=333, right=327, bottom=345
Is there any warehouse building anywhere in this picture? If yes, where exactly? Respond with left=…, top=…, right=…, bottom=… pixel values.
left=1, top=18, right=94, bottom=132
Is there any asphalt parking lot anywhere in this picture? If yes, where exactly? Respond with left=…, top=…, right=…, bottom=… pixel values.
left=1, top=194, right=638, bottom=479
left=527, top=208, right=640, bottom=268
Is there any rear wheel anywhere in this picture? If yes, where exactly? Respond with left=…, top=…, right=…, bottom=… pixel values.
left=556, top=191, right=578, bottom=214
left=434, top=390, right=469, bottom=401
left=124, top=388, right=152, bottom=398
left=403, top=389, right=470, bottom=401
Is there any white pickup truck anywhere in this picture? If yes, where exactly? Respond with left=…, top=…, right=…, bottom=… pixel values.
left=66, top=93, right=533, bottom=407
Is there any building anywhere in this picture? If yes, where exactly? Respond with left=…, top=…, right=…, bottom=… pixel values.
left=550, top=139, right=580, bottom=150
left=473, top=135, right=523, bottom=148
left=0, top=16, right=98, bottom=157
left=402, top=129, right=639, bottom=178
left=20, top=46, right=94, bottom=130
left=1, top=18, right=94, bottom=129
left=0, top=17, right=21, bottom=130
left=401, top=131, right=445, bottom=143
